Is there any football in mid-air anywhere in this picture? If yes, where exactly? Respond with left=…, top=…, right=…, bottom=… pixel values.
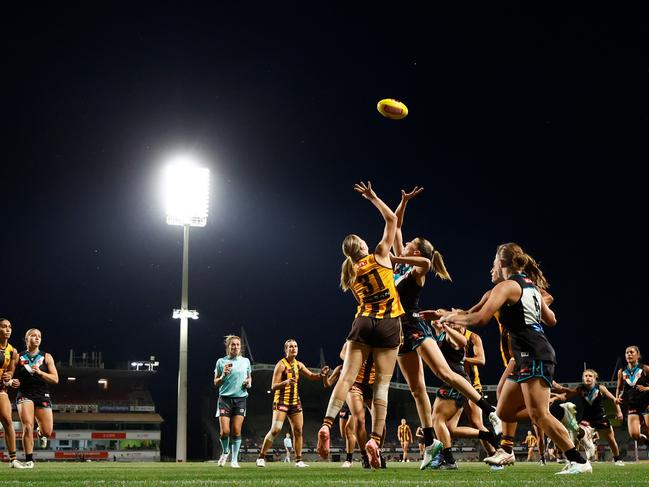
left=377, top=98, right=408, bottom=120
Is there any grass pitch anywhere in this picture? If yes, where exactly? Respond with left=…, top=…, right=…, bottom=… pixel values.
left=3, top=460, right=648, bottom=486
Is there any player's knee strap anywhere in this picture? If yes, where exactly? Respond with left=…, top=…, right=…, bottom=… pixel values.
left=264, top=431, right=277, bottom=443
left=325, top=397, right=345, bottom=419
left=270, top=420, right=284, bottom=433
left=374, top=374, right=391, bottom=403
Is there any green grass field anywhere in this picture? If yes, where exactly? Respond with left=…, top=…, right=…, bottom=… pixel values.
left=3, top=461, right=648, bottom=486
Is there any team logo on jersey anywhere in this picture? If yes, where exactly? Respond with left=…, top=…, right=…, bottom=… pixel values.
left=623, top=366, right=643, bottom=387
left=410, top=331, right=423, bottom=341
left=584, top=387, right=600, bottom=405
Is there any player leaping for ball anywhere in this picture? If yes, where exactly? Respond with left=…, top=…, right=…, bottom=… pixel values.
left=316, top=181, right=403, bottom=470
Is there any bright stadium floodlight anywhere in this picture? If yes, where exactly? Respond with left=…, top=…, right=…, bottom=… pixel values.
left=164, top=159, right=210, bottom=227
left=163, top=155, right=210, bottom=463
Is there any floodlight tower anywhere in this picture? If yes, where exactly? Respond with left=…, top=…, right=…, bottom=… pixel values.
left=163, top=159, right=210, bottom=462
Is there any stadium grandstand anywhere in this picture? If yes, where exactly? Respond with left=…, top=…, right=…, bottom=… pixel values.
left=0, top=350, right=162, bottom=462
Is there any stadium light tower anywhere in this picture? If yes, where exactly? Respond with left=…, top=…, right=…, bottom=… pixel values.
left=163, top=157, right=210, bottom=462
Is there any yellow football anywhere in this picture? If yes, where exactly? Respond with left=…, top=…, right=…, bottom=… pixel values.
left=377, top=98, right=408, bottom=120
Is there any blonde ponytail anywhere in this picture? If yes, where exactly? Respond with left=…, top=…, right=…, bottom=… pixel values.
left=340, top=234, right=364, bottom=292
left=432, top=250, right=452, bottom=281
left=412, top=237, right=452, bottom=281
left=340, top=256, right=357, bottom=291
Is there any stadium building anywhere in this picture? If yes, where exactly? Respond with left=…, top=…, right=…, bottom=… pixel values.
left=0, top=351, right=162, bottom=462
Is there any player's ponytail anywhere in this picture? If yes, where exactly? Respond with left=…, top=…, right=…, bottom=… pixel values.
left=340, top=234, right=363, bottom=291
left=413, top=237, right=452, bottom=281
left=431, top=250, right=452, bottom=281
left=497, top=242, right=549, bottom=290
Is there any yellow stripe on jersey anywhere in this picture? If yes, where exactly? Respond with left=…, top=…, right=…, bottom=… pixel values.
left=495, top=311, right=513, bottom=368
left=463, top=330, right=482, bottom=390
left=351, top=254, right=404, bottom=319
left=398, top=424, right=412, bottom=441
left=355, top=352, right=376, bottom=385
left=0, top=344, right=14, bottom=373
left=274, top=358, right=300, bottom=406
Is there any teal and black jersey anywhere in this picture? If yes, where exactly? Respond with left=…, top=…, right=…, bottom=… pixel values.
left=394, top=263, right=423, bottom=324
left=498, top=273, right=556, bottom=364
left=577, top=383, right=606, bottom=420
left=16, top=349, right=50, bottom=398
left=621, top=364, right=649, bottom=410
left=215, top=355, right=251, bottom=398
left=438, top=332, right=469, bottom=380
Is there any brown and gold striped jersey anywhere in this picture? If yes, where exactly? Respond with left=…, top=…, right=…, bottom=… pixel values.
left=273, top=358, right=301, bottom=405
left=464, top=330, right=482, bottom=391
left=355, top=352, right=376, bottom=385
left=0, top=343, right=15, bottom=374
left=496, top=311, right=513, bottom=367
left=351, top=254, right=404, bottom=319
left=398, top=423, right=412, bottom=442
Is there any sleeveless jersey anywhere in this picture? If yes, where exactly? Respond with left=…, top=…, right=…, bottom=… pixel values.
left=498, top=273, right=556, bottom=363
left=394, top=263, right=423, bottom=323
left=274, top=358, right=300, bottom=405
left=351, top=254, right=404, bottom=319
left=398, top=423, right=412, bottom=442
left=577, top=383, right=606, bottom=420
left=16, top=349, right=50, bottom=397
left=355, top=352, right=375, bottom=385
left=463, top=330, right=482, bottom=390
left=438, top=332, right=469, bottom=380
left=0, top=343, right=15, bottom=374
left=621, top=364, right=649, bottom=406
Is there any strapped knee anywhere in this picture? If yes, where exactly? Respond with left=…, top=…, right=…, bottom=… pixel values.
left=374, top=374, right=392, bottom=404
left=269, top=420, right=284, bottom=436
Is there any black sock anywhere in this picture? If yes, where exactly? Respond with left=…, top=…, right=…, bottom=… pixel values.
left=614, top=455, right=621, bottom=462
left=442, top=448, right=455, bottom=464
left=565, top=447, right=587, bottom=464
left=423, top=427, right=435, bottom=446
left=26, top=453, right=33, bottom=462
left=500, top=435, right=514, bottom=454
left=478, top=430, right=499, bottom=449
left=476, top=398, right=494, bottom=413
left=346, top=452, right=353, bottom=462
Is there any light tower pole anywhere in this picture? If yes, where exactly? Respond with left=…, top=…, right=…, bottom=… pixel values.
left=164, top=160, right=210, bottom=462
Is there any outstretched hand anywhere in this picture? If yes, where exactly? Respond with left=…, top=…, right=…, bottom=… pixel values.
left=354, top=181, right=376, bottom=200
left=401, top=186, right=424, bottom=202
left=419, top=309, right=443, bottom=321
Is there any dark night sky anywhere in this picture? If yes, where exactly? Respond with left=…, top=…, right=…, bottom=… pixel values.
left=3, top=4, right=647, bottom=458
